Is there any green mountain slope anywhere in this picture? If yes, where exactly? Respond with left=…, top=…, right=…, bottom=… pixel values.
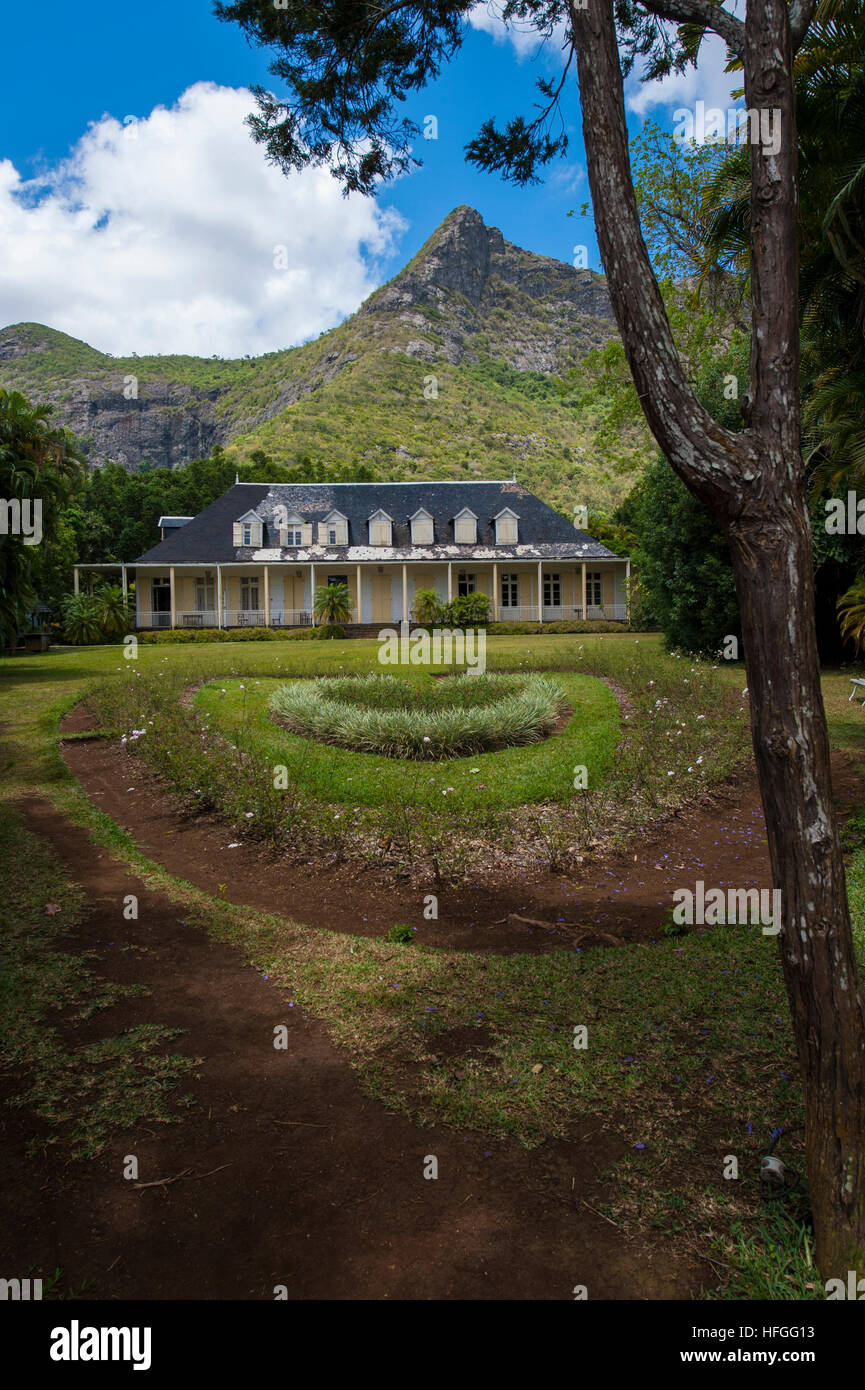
left=0, top=206, right=652, bottom=514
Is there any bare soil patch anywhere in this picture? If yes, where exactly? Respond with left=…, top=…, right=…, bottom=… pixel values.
left=2, top=798, right=703, bottom=1300
left=59, top=718, right=865, bottom=955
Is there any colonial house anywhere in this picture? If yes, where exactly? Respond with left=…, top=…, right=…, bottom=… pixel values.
left=73, top=480, right=629, bottom=628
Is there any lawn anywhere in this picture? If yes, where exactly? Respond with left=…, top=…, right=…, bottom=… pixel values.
left=195, top=670, right=619, bottom=810
left=1, top=633, right=864, bottom=1299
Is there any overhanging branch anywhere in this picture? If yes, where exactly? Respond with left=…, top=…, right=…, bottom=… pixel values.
left=637, top=0, right=746, bottom=58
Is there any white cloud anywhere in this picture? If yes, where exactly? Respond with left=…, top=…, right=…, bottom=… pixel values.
left=626, top=32, right=741, bottom=121
left=467, top=4, right=740, bottom=126
left=0, top=83, right=407, bottom=357
left=467, top=2, right=567, bottom=60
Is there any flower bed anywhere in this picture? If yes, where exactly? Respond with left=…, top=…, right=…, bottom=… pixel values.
left=270, top=672, right=568, bottom=759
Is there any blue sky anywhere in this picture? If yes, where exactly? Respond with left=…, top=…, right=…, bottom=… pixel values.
left=0, top=1, right=736, bottom=356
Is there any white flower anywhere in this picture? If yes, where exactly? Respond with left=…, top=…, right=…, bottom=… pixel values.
left=423, top=736, right=431, bottom=743
left=228, top=842, right=241, bottom=848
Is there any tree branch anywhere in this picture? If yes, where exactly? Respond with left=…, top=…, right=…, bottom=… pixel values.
left=637, top=0, right=746, bottom=58
left=567, top=0, right=756, bottom=515
left=788, top=0, right=817, bottom=49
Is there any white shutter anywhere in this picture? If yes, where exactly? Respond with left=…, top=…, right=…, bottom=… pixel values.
left=317, top=522, right=328, bottom=544
left=302, top=523, right=313, bottom=545
left=232, top=522, right=242, bottom=546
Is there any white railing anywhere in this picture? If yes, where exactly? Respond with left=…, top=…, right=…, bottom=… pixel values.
left=492, top=604, right=629, bottom=623
left=139, top=610, right=171, bottom=629
left=497, top=605, right=537, bottom=622
left=177, top=610, right=218, bottom=628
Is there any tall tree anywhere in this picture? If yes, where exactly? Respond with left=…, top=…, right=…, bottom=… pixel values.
left=0, top=389, right=84, bottom=649
left=217, top=0, right=865, bottom=1275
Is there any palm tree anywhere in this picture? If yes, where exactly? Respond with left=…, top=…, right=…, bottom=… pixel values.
left=838, top=577, right=865, bottom=652
left=96, top=582, right=133, bottom=636
left=313, top=582, right=352, bottom=628
left=697, top=0, right=865, bottom=491
left=62, top=594, right=106, bottom=645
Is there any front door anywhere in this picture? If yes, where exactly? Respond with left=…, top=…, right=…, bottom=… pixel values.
left=371, top=572, right=391, bottom=623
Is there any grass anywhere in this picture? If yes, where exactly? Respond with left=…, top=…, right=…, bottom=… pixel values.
left=1, top=634, right=864, bottom=1298
left=0, top=814, right=196, bottom=1160
left=270, top=671, right=571, bottom=759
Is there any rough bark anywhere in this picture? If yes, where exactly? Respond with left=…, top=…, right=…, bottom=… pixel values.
left=568, top=0, right=865, bottom=1276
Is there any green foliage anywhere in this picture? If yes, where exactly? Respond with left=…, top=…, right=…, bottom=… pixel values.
left=270, top=672, right=568, bottom=759
left=61, top=584, right=133, bottom=645
left=837, top=578, right=865, bottom=653
left=385, top=923, right=414, bottom=945
left=411, top=588, right=441, bottom=624
left=0, top=387, right=84, bottom=648
left=310, top=623, right=346, bottom=640
left=439, top=592, right=491, bottom=627
left=631, top=457, right=740, bottom=654
left=313, top=582, right=351, bottom=626
left=488, top=619, right=627, bottom=635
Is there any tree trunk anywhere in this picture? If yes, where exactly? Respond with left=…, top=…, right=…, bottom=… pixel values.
left=728, top=495, right=865, bottom=1277
left=568, top=0, right=865, bottom=1276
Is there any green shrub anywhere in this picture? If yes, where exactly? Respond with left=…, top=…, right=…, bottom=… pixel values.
left=311, top=623, right=346, bottom=640
left=386, top=923, right=414, bottom=944
left=487, top=619, right=628, bottom=635
left=138, top=626, right=313, bottom=645
left=439, top=593, right=491, bottom=627
left=411, top=588, right=442, bottom=625
left=270, top=671, right=567, bottom=758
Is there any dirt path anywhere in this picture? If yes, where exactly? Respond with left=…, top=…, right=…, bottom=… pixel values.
left=61, top=731, right=865, bottom=954
left=2, top=799, right=704, bottom=1300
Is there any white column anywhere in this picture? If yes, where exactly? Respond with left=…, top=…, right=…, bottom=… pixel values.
left=626, top=558, right=631, bottom=622
left=447, top=562, right=453, bottom=602
left=73, top=567, right=79, bottom=596
left=356, top=564, right=362, bottom=624
left=492, top=562, right=498, bottom=621
left=121, top=565, right=127, bottom=601
left=264, top=566, right=271, bottom=627
left=581, top=562, right=587, bottom=620
left=402, top=563, right=409, bottom=623
left=217, top=566, right=222, bottom=629
left=537, top=559, right=543, bottom=623
left=169, top=566, right=176, bottom=629
left=310, top=563, right=316, bottom=626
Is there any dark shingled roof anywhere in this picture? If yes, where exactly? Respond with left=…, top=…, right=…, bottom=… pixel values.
left=133, top=481, right=622, bottom=565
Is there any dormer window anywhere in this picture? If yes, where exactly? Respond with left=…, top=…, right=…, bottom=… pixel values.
left=410, top=508, right=434, bottom=545
left=494, top=508, right=519, bottom=544
left=453, top=508, right=477, bottom=545
left=278, top=510, right=305, bottom=547
left=319, top=510, right=348, bottom=545
left=368, top=509, right=393, bottom=546
left=234, top=510, right=263, bottom=549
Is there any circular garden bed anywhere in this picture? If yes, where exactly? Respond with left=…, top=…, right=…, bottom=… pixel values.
left=269, top=672, right=569, bottom=759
